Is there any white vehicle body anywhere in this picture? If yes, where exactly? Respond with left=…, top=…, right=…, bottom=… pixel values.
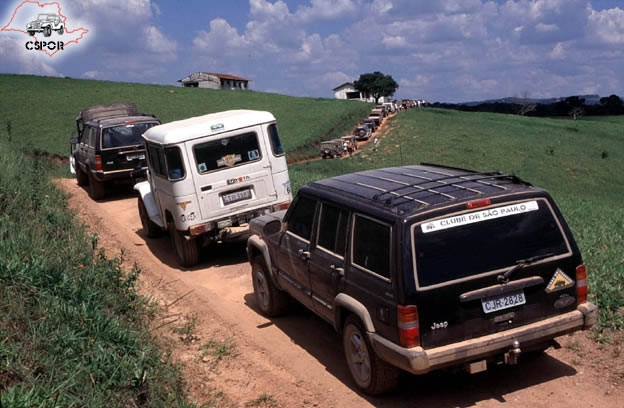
left=135, top=110, right=292, bottom=267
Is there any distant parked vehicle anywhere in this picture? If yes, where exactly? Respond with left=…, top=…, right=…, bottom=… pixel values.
left=353, top=123, right=372, bottom=140
left=361, top=118, right=377, bottom=132
left=320, top=139, right=345, bottom=159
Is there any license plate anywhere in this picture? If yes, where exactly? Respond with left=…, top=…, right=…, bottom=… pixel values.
left=217, top=219, right=232, bottom=229
left=481, top=290, right=526, bottom=314
left=222, top=189, right=252, bottom=205
left=126, top=153, right=145, bottom=161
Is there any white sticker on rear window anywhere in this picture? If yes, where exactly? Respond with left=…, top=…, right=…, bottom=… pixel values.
left=421, top=200, right=539, bottom=234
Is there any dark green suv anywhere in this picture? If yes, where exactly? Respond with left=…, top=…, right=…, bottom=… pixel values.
left=70, top=103, right=160, bottom=199
left=246, top=163, right=598, bottom=395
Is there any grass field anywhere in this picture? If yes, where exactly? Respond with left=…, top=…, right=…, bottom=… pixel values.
left=288, top=109, right=624, bottom=330
left=0, top=74, right=372, bottom=160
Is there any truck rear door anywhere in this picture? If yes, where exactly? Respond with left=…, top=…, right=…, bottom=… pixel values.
left=187, top=127, right=279, bottom=222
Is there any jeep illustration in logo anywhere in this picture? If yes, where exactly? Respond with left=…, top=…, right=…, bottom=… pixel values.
left=26, top=14, right=64, bottom=37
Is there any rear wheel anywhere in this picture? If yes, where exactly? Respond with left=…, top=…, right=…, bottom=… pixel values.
left=169, top=223, right=199, bottom=267
left=76, top=167, right=88, bottom=186
left=342, top=316, right=399, bottom=395
left=43, top=26, right=51, bottom=37
left=251, top=256, right=288, bottom=316
left=87, top=171, right=106, bottom=200
left=138, top=197, right=161, bottom=238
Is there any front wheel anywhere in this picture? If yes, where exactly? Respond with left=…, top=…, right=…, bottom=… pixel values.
left=43, top=26, right=51, bottom=37
left=251, top=256, right=288, bottom=317
left=138, top=197, right=161, bottom=238
left=169, top=223, right=199, bottom=267
left=342, top=316, right=399, bottom=395
left=57, top=27, right=64, bottom=35
left=76, top=166, right=88, bottom=186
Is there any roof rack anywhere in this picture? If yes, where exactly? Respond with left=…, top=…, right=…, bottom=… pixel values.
left=77, top=103, right=139, bottom=123
left=370, top=165, right=531, bottom=208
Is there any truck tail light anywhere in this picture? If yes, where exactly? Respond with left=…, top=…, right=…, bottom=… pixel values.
left=466, top=199, right=491, bottom=209
left=576, top=264, right=588, bottom=304
left=398, top=305, right=420, bottom=348
left=272, top=201, right=290, bottom=212
left=95, top=155, right=102, bottom=171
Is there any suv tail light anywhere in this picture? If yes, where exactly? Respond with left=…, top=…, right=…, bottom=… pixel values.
left=272, top=201, right=290, bottom=212
left=576, top=264, right=588, bottom=304
left=398, top=305, right=420, bottom=348
left=95, top=155, right=102, bottom=171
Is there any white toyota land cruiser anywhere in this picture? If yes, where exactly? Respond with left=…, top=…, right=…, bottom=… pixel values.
left=134, top=110, right=292, bottom=267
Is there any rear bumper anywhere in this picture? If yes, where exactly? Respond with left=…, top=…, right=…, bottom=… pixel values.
left=92, top=167, right=147, bottom=183
left=370, top=302, right=598, bottom=375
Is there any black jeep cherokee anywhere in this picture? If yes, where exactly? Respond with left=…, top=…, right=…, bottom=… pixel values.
left=70, top=103, right=161, bottom=199
left=247, top=164, right=598, bottom=395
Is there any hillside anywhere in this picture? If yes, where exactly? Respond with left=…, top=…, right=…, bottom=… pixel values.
left=0, top=74, right=372, bottom=160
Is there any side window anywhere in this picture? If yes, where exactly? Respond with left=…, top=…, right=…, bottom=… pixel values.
left=267, top=124, right=285, bottom=156
left=352, top=215, right=391, bottom=280
left=165, top=146, right=185, bottom=180
left=286, top=195, right=317, bottom=241
left=147, top=143, right=167, bottom=178
left=317, top=202, right=348, bottom=257
left=88, top=127, right=97, bottom=148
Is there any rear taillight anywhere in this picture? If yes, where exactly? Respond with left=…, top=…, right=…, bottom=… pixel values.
left=398, top=305, right=420, bottom=348
left=576, top=264, right=588, bottom=304
left=272, top=201, right=290, bottom=212
left=94, top=155, right=102, bottom=171
left=466, top=198, right=491, bottom=209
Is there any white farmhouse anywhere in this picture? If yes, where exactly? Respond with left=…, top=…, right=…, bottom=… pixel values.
left=178, top=72, right=250, bottom=90
left=332, top=82, right=387, bottom=103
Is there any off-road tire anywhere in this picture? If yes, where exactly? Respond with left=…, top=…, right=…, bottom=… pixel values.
left=358, top=129, right=367, bottom=138
left=251, top=256, right=288, bottom=317
left=57, top=27, right=64, bottom=35
left=87, top=171, right=106, bottom=200
left=43, top=26, right=51, bottom=37
left=76, top=167, right=88, bottom=187
left=138, top=197, right=161, bottom=238
left=342, top=315, right=399, bottom=395
left=169, top=223, right=199, bottom=267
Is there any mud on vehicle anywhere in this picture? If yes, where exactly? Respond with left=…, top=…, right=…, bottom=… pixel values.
left=247, top=163, right=598, bottom=395
left=134, top=110, right=292, bottom=267
left=70, top=103, right=161, bottom=200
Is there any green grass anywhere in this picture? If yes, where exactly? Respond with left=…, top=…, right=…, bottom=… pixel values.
left=0, top=74, right=372, bottom=161
left=288, top=108, right=624, bottom=330
left=0, top=137, right=197, bottom=407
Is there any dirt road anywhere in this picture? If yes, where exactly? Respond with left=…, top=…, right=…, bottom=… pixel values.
left=57, top=179, right=623, bottom=408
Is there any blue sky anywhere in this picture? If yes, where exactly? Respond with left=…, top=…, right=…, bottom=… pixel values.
left=1, top=0, right=623, bottom=102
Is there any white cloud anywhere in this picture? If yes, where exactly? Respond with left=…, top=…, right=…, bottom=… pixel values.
left=0, top=37, right=60, bottom=76
left=588, top=7, right=624, bottom=45
left=295, top=0, right=359, bottom=23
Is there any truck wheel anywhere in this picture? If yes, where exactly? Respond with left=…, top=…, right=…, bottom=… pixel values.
left=342, top=315, right=399, bottom=395
left=57, top=27, right=64, bottom=35
left=87, top=171, right=106, bottom=200
left=138, top=197, right=161, bottom=238
left=358, top=130, right=367, bottom=138
left=76, top=167, right=88, bottom=186
left=28, top=31, right=35, bottom=36
left=169, top=223, right=199, bottom=267
left=251, top=256, right=288, bottom=317
left=43, top=26, right=51, bottom=37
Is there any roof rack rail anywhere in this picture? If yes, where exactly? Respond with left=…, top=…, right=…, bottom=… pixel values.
left=372, top=167, right=532, bottom=207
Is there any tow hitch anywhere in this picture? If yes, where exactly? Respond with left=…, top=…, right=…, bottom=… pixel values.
left=504, top=340, right=521, bottom=365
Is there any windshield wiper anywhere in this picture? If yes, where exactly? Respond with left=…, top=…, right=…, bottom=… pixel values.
left=497, top=252, right=556, bottom=284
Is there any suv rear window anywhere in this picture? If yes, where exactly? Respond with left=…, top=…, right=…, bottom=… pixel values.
left=194, top=132, right=261, bottom=173
left=413, top=199, right=570, bottom=288
left=101, top=122, right=157, bottom=149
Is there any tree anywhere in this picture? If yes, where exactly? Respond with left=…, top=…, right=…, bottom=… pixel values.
left=599, top=94, right=624, bottom=115
left=354, top=72, right=399, bottom=104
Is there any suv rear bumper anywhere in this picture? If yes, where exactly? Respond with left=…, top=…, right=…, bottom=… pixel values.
left=92, top=167, right=147, bottom=183
left=370, top=302, right=598, bottom=375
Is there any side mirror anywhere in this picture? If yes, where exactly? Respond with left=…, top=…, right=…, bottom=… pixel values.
left=70, top=136, right=78, bottom=145
left=263, top=219, right=282, bottom=236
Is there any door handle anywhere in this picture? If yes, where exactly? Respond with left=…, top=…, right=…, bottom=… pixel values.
left=298, top=249, right=310, bottom=260
left=330, top=264, right=345, bottom=277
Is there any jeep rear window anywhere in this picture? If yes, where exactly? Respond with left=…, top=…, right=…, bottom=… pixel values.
left=267, top=124, right=285, bottom=156
left=413, top=199, right=570, bottom=288
left=101, top=122, right=158, bottom=149
left=193, top=132, right=261, bottom=174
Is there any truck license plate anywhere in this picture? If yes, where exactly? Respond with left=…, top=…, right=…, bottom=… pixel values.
left=222, top=189, right=252, bottom=205
left=481, top=290, right=526, bottom=314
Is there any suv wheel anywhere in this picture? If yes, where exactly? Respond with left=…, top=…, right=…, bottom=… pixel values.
left=138, top=197, right=161, bottom=238
left=342, top=315, right=399, bottom=395
left=87, top=171, right=106, bottom=200
left=76, top=167, right=88, bottom=187
left=169, top=223, right=199, bottom=267
left=251, top=256, right=288, bottom=316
